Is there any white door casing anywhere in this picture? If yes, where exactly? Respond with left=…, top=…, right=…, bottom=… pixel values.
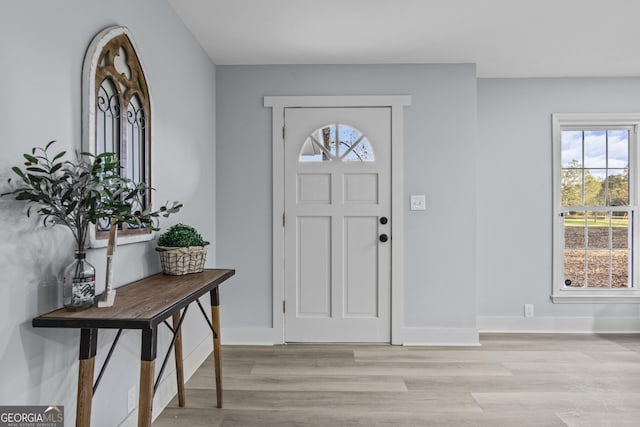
left=284, top=107, right=391, bottom=342
left=265, top=96, right=411, bottom=345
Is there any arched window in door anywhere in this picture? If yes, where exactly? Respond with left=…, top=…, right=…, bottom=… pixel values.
left=299, top=124, right=375, bottom=162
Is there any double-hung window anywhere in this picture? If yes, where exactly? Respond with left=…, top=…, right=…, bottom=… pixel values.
left=552, top=113, right=640, bottom=302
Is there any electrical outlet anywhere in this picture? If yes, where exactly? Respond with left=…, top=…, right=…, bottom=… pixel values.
left=524, top=304, right=534, bottom=318
left=127, top=386, right=137, bottom=413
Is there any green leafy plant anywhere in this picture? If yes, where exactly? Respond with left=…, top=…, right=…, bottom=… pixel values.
left=157, top=223, right=207, bottom=247
left=1, top=140, right=182, bottom=252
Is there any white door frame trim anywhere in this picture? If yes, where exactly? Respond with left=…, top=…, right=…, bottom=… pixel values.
left=264, top=95, right=411, bottom=344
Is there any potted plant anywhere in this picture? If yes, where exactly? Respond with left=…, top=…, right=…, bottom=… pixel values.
left=156, top=223, right=209, bottom=275
left=2, top=141, right=181, bottom=310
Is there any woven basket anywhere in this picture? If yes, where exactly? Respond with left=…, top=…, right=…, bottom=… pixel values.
left=156, top=244, right=208, bottom=275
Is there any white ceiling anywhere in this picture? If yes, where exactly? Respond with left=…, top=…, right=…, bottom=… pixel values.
left=168, top=0, right=640, bottom=78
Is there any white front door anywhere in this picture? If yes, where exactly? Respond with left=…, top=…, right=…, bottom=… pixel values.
left=284, top=107, right=391, bottom=342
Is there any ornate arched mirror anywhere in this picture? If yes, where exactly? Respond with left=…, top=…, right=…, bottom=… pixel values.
left=82, top=26, right=152, bottom=245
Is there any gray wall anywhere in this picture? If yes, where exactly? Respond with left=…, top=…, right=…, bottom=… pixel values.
left=477, top=78, right=640, bottom=319
left=216, top=64, right=478, bottom=331
left=2, top=0, right=639, bottom=422
left=0, top=1, right=216, bottom=425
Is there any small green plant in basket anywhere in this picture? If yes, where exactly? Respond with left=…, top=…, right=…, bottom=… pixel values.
left=157, top=223, right=207, bottom=247
left=156, top=224, right=209, bottom=275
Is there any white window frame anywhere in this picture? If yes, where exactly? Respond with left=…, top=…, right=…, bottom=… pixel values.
left=552, top=113, right=640, bottom=303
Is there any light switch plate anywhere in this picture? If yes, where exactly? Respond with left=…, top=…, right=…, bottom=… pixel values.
left=410, top=195, right=426, bottom=211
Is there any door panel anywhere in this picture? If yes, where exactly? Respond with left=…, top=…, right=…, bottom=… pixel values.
left=344, top=216, right=378, bottom=317
left=297, top=216, right=331, bottom=317
left=284, top=107, right=391, bottom=342
left=298, top=174, right=331, bottom=204
left=344, top=174, right=378, bottom=204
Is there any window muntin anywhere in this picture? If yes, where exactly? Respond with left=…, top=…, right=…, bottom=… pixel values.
left=299, top=124, right=375, bottom=162
left=96, top=78, right=121, bottom=155
left=125, top=94, right=146, bottom=185
left=553, top=114, right=640, bottom=302
left=561, top=130, right=629, bottom=208
left=560, top=129, right=631, bottom=288
left=563, top=210, right=631, bottom=289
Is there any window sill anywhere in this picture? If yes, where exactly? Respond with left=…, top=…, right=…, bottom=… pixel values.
left=552, top=290, right=640, bottom=303
left=89, top=230, right=155, bottom=249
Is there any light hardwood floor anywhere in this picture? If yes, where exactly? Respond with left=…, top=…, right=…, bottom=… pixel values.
left=153, top=334, right=640, bottom=426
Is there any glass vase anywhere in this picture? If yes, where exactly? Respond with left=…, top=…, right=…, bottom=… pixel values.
left=63, top=252, right=96, bottom=311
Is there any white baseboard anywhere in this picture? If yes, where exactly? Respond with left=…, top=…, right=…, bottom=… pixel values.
left=400, top=327, right=480, bottom=346
left=118, top=333, right=213, bottom=427
left=217, top=327, right=484, bottom=346
left=477, top=316, right=640, bottom=333
left=221, top=327, right=277, bottom=345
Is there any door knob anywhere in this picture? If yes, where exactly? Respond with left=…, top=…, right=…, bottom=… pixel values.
left=379, top=217, right=388, bottom=225
left=379, top=234, right=389, bottom=243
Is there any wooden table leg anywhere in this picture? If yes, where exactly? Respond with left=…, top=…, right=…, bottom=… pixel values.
left=138, top=328, right=157, bottom=427
left=210, top=288, right=222, bottom=408
left=172, top=312, right=186, bottom=407
left=76, top=329, right=97, bottom=427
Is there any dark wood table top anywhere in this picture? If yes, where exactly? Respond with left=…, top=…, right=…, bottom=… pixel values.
left=32, top=269, right=235, bottom=330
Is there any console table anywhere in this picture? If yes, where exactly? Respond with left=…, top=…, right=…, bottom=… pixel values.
left=32, top=268, right=235, bottom=427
